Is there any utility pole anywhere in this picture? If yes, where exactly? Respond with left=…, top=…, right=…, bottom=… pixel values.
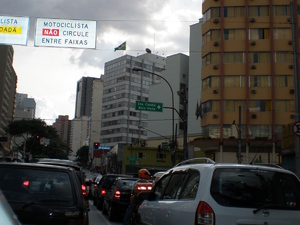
left=178, top=89, right=188, bottom=160
left=237, top=106, right=242, bottom=164
left=290, top=2, right=300, bottom=177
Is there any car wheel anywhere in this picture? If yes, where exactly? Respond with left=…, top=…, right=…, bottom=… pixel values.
left=108, top=204, right=115, bottom=221
left=102, top=202, right=107, bottom=215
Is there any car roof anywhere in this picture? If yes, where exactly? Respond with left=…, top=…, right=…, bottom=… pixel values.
left=37, top=159, right=81, bottom=171
left=0, top=162, right=76, bottom=172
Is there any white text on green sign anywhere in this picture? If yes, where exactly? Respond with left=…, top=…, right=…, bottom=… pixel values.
left=135, top=101, right=163, bottom=112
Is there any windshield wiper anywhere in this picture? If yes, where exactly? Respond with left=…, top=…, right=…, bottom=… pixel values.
left=23, top=198, right=70, bottom=209
left=253, top=204, right=288, bottom=214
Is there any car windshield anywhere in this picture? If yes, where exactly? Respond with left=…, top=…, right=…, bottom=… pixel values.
left=211, top=168, right=300, bottom=209
left=0, top=167, right=74, bottom=205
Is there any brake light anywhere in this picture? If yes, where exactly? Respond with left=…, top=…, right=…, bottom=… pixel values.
left=94, top=184, right=97, bottom=188
left=23, top=180, right=30, bottom=187
left=137, top=185, right=152, bottom=191
left=195, top=201, right=214, bottom=225
left=81, top=184, right=88, bottom=197
left=101, top=189, right=106, bottom=195
left=114, top=190, right=121, bottom=199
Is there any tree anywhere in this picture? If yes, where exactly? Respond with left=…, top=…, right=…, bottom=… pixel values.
left=76, top=146, right=89, bottom=166
left=5, top=119, right=70, bottom=161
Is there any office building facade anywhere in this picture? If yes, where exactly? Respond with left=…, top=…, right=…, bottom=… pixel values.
left=0, top=45, right=17, bottom=150
left=101, top=53, right=166, bottom=147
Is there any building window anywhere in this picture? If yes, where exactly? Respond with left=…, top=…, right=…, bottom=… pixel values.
left=224, top=52, right=245, bottom=64
left=136, top=152, right=145, bottom=158
left=202, top=53, right=220, bottom=66
left=248, top=6, right=269, bottom=16
left=224, top=76, right=246, bottom=88
left=202, top=76, right=220, bottom=90
left=248, top=52, right=271, bottom=63
left=202, top=101, right=220, bottom=113
left=274, top=75, right=294, bottom=87
left=224, top=6, right=245, bottom=17
left=274, top=52, right=293, bottom=63
left=249, top=100, right=272, bottom=112
left=224, top=29, right=245, bottom=40
left=156, top=153, right=166, bottom=161
left=249, top=76, right=270, bottom=87
left=249, top=28, right=270, bottom=40
left=203, top=30, right=221, bottom=45
left=275, top=100, right=295, bottom=112
left=273, top=28, right=292, bottom=39
left=223, top=101, right=245, bottom=112
left=273, top=5, right=291, bottom=16
left=203, top=7, right=221, bottom=22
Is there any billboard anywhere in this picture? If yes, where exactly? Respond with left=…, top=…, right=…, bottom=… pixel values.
left=35, top=18, right=96, bottom=49
left=0, top=16, right=29, bottom=45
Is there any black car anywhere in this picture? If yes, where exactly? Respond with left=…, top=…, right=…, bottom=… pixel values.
left=94, top=174, right=132, bottom=210
left=0, top=162, right=89, bottom=225
left=89, top=174, right=103, bottom=201
left=102, top=177, right=138, bottom=221
left=37, top=158, right=89, bottom=199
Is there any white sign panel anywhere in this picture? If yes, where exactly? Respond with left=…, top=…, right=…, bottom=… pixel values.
left=0, top=16, right=29, bottom=45
left=35, top=18, right=96, bottom=49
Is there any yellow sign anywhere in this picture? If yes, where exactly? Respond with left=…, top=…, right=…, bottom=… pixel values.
left=0, top=26, right=22, bottom=34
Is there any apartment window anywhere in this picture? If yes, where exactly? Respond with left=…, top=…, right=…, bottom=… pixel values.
left=224, top=76, right=246, bottom=88
left=275, top=100, right=295, bottom=112
left=156, top=153, right=166, bottom=161
left=248, top=6, right=269, bottom=16
left=249, top=52, right=271, bottom=63
left=202, top=76, right=220, bottom=90
left=224, top=101, right=245, bottom=112
left=202, top=53, right=220, bottom=66
left=224, top=6, right=245, bottom=17
left=202, top=101, right=220, bottom=113
left=249, top=76, right=270, bottom=87
left=273, top=5, right=291, bottom=16
left=249, top=29, right=270, bottom=40
left=224, top=52, right=245, bottom=64
left=203, top=7, right=221, bottom=22
left=224, top=29, right=245, bottom=40
left=203, top=30, right=221, bottom=45
left=273, top=28, right=292, bottom=39
left=274, top=75, right=294, bottom=87
left=249, top=100, right=272, bottom=112
left=274, top=52, right=293, bottom=63
left=136, top=152, right=145, bottom=158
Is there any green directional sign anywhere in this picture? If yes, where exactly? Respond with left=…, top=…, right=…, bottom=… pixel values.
left=162, top=142, right=169, bottom=149
left=135, top=101, right=163, bottom=112
left=127, top=156, right=139, bottom=161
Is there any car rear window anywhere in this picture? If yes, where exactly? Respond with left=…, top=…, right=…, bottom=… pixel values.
left=211, top=168, right=300, bottom=210
left=0, top=167, right=74, bottom=205
left=117, top=179, right=136, bottom=190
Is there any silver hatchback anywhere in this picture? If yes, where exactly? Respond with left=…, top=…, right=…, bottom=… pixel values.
left=138, top=159, right=300, bottom=225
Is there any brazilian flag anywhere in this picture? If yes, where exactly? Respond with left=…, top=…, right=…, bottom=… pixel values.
left=114, top=41, right=126, bottom=51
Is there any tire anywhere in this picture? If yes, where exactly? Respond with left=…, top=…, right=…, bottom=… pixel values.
left=108, top=204, right=115, bottom=221
left=102, top=202, right=107, bottom=215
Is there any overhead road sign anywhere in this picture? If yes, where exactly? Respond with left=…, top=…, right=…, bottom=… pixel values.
left=0, top=16, right=29, bottom=45
left=135, top=101, right=163, bottom=112
left=34, top=18, right=96, bottom=49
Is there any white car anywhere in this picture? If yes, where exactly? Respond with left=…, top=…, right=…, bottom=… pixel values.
left=138, top=158, right=300, bottom=225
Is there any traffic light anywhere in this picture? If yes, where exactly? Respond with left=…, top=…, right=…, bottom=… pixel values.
left=94, top=142, right=100, bottom=149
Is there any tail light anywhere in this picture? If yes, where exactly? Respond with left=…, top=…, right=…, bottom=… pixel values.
left=23, top=180, right=30, bottom=187
left=100, top=189, right=106, bottom=195
left=195, top=201, right=214, bottom=225
left=137, top=185, right=152, bottom=191
left=81, top=184, right=88, bottom=197
left=114, top=190, right=121, bottom=199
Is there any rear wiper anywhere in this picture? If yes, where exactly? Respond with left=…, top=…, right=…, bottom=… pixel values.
left=253, top=204, right=287, bottom=214
left=23, top=198, right=70, bottom=209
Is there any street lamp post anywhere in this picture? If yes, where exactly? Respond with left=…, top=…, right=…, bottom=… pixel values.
left=132, top=67, right=176, bottom=166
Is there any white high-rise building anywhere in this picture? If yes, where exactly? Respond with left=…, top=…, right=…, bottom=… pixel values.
left=101, top=52, right=166, bottom=147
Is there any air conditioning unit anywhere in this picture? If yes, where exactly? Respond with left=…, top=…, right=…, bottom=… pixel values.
left=290, top=114, right=295, bottom=119
left=251, top=114, right=257, bottom=119
left=250, top=41, right=256, bottom=46
left=251, top=89, right=256, bottom=94
left=290, top=89, right=295, bottom=94
left=213, top=89, right=218, bottom=94
left=251, top=65, right=256, bottom=69
left=214, top=42, right=219, bottom=46
left=287, top=18, right=291, bottom=22
left=213, top=18, right=219, bottom=24
left=213, top=114, right=219, bottom=118
left=289, top=65, right=293, bottom=69
left=288, top=40, right=293, bottom=45
left=250, top=18, right=255, bottom=22
left=213, top=65, right=219, bottom=70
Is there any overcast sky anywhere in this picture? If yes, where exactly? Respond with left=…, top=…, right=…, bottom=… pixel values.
left=1, top=0, right=202, bottom=125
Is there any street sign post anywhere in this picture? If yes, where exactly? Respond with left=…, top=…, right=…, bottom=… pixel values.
left=135, top=101, right=163, bottom=112
left=162, top=142, right=169, bottom=149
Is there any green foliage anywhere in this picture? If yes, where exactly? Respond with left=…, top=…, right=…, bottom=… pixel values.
left=5, top=119, right=70, bottom=160
left=76, top=146, right=89, bottom=165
